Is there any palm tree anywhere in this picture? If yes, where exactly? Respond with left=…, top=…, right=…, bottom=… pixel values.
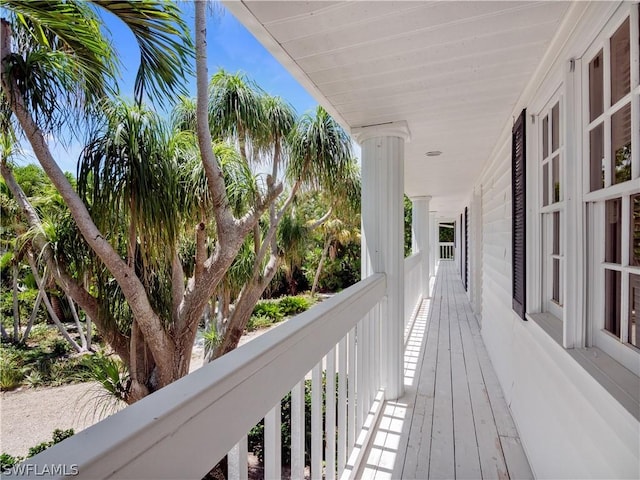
left=213, top=105, right=358, bottom=358
left=0, top=1, right=197, bottom=399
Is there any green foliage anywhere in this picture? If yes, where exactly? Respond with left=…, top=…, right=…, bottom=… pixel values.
left=439, top=223, right=455, bottom=242
left=303, top=243, right=360, bottom=293
left=248, top=373, right=342, bottom=467
left=1, top=428, right=74, bottom=469
left=277, top=296, right=310, bottom=316
left=404, top=194, right=412, bottom=258
left=252, top=302, right=284, bottom=322
left=27, top=429, right=74, bottom=457
left=0, top=337, right=93, bottom=389
left=1, top=452, right=19, bottom=471
left=0, top=351, right=25, bottom=390
left=246, top=295, right=315, bottom=332
left=203, top=322, right=221, bottom=353
left=81, top=353, right=129, bottom=403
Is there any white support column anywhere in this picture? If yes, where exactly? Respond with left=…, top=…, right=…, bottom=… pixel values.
left=429, top=212, right=437, bottom=278
left=354, top=121, right=410, bottom=401
left=411, top=196, right=431, bottom=298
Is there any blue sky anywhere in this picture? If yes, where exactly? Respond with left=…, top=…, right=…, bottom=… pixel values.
left=19, top=4, right=320, bottom=174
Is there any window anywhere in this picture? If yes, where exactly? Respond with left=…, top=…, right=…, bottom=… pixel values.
left=585, top=7, right=640, bottom=374
left=540, top=95, right=564, bottom=319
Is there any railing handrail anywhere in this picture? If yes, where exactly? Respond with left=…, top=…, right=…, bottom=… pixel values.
left=15, top=274, right=387, bottom=480
left=439, top=242, right=454, bottom=246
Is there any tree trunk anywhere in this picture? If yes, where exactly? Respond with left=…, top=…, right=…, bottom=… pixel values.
left=85, top=314, right=93, bottom=350
left=128, top=320, right=151, bottom=402
left=27, top=254, right=83, bottom=353
left=1, top=162, right=130, bottom=361
left=12, top=262, right=20, bottom=342
left=0, top=323, right=8, bottom=340
left=21, top=288, right=43, bottom=344
left=67, top=294, right=88, bottom=350
left=311, top=238, right=331, bottom=296
left=214, top=254, right=279, bottom=358
left=1, top=20, right=174, bottom=386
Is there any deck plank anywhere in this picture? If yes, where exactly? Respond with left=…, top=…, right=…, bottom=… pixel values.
left=360, top=261, right=531, bottom=480
left=428, top=267, right=455, bottom=480
left=450, top=276, right=483, bottom=479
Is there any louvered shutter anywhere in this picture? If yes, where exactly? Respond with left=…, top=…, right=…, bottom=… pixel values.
left=464, top=206, right=469, bottom=291
left=512, top=109, right=527, bottom=320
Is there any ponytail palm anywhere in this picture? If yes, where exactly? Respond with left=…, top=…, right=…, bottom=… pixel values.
left=1, top=0, right=193, bottom=398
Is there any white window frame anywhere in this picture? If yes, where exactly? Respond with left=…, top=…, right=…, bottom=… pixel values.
left=582, top=3, right=640, bottom=375
left=539, top=91, right=565, bottom=320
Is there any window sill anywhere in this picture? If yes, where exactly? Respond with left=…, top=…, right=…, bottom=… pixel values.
left=527, top=312, right=562, bottom=345
left=527, top=312, right=640, bottom=421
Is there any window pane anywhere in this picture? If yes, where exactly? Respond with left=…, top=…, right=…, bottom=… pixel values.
left=553, top=259, right=560, bottom=303
left=543, top=163, right=549, bottom=206
left=589, top=50, right=604, bottom=121
left=542, top=115, right=549, bottom=159
left=552, top=155, right=560, bottom=203
left=552, top=103, right=560, bottom=152
left=605, top=198, right=622, bottom=264
left=590, top=124, right=604, bottom=191
left=610, top=18, right=630, bottom=105
left=630, top=273, right=640, bottom=349
left=604, top=269, right=621, bottom=337
left=631, top=194, right=640, bottom=266
left=553, top=211, right=560, bottom=255
left=611, top=103, right=632, bottom=184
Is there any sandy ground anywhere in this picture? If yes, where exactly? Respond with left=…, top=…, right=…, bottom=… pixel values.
left=0, top=326, right=276, bottom=458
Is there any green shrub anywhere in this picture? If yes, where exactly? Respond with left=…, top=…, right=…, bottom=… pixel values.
left=0, top=352, right=24, bottom=390
left=0, top=453, right=19, bottom=471
left=252, top=301, right=284, bottom=321
left=248, top=372, right=342, bottom=467
left=246, top=314, right=273, bottom=332
left=44, top=337, right=72, bottom=356
left=1, top=428, right=75, bottom=471
left=27, top=429, right=74, bottom=457
left=23, top=370, right=44, bottom=388
left=277, top=296, right=311, bottom=316
left=81, top=353, right=129, bottom=402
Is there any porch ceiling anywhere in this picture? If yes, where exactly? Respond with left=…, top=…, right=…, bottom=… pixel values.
left=223, top=1, right=571, bottom=217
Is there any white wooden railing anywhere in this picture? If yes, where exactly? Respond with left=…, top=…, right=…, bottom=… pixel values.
left=439, top=242, right=454, bottom=260
left=404, top=253, right=422, bottom=335
left=12, top=274, right=387, bottom=480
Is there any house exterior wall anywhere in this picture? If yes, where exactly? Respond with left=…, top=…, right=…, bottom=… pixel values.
left=475, top=2, right=639, bottom=478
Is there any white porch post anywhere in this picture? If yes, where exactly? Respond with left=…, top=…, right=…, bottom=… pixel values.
left=411, top=196, right=431, bottom=298
left=354, top=121, right=410, bottom=401
left=429, top=212, right=437, bottom=278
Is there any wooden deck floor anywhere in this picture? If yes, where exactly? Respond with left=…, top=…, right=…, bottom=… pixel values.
left=358, top=261, right=533, bottom=479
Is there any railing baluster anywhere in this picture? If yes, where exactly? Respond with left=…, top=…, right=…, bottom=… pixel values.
left=368, top=309, right=376, bottom=407
left=311, top=363, right=323, bottom=480
left=360, top=315, right=368, bottom=426
left=228, top=436, right=248, bottom=480
left=373, top=305, right=381, bottom=392
left=326, top=347, right=337, bottom=480
left=291, top=380, right=306, bottom=480
left=347, top=326, right=357, bottom=451
left=265, top=404, right=281, bottom=480
left=337, top=338, right=347, bottom=475
left=356, top=318, right=365, bottom=432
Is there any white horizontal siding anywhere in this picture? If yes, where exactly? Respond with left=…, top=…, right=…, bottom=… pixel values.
left=476, top=3, right=639, bottom=478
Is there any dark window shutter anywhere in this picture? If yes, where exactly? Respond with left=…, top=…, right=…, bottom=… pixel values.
left=464, top=206, right=469, bottom=291
left=512, top=109, right=527, bottom=320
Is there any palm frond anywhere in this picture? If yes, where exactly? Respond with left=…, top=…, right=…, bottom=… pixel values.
left=93, top=0, right=193, bottom=105
left=288, top=106, right=353, bottom=193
